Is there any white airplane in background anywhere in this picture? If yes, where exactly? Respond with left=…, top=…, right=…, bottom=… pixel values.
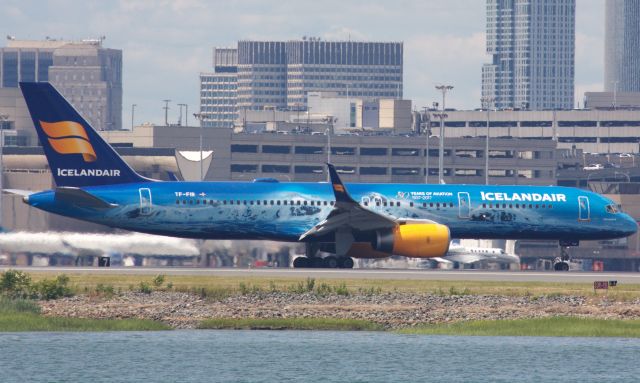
left=431, top=243, right=520, bottom=267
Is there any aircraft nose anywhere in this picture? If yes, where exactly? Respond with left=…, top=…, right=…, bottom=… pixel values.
left=621, top=214, right=638, bottom=237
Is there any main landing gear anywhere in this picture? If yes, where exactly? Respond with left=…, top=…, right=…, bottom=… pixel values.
left=293, top=256, right=354, bottom=269
left=553, top=240, right=577, bottom=271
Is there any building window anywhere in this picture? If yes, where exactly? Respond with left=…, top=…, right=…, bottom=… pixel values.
left=231, top=164, right=258, bottom=173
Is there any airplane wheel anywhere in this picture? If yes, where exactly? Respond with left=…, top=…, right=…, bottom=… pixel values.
left=323, top=256, right=339, bottom=268
left=293, top=257, right=309, bottom=268
left=553, top=261, right=569, bottom=271
left=311, top=257, right=324, bottom=268
left=340, top=257, right=354, bottom=269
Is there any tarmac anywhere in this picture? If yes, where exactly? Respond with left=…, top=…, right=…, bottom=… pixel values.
left=3, top=266, right=640, bottom=284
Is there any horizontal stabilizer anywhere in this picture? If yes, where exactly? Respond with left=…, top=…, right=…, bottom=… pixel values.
left=55, top=187, right=118, bottom=209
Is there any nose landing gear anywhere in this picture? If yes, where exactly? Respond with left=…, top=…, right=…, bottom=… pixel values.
left=553, top=240, right=577, bottom=271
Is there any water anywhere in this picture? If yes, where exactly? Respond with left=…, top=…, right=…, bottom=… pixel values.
left=1, top=331, right=639, bottom=382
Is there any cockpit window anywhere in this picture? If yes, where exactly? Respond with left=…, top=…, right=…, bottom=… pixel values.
left=605, top=204, right=619, bottom=214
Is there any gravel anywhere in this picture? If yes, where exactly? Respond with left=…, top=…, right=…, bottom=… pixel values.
left=39, top=291, right=640, bottom=330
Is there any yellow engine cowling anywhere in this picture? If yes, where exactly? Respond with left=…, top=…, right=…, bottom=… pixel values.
left=374, top=223, right=450, bottom=258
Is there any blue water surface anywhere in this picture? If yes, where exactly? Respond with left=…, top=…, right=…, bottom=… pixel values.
left=1, top=330, right=639, bottom=382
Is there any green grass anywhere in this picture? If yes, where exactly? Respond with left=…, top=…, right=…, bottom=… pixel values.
left=198, top=317, right=383, bottom=331
left=22, top=272, right=640, bottom=301
left=0, top=297, right=169, bottom=332
left=399, top=317, right=640, bottom=338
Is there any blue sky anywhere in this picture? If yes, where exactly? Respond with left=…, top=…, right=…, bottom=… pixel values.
left=3, top=0, right=604, bottom=127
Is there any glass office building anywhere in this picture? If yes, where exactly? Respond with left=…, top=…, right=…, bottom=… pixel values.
left=200, top=40, right=403, bottom=128
left=605, top=0, right=640, bottom=93
left=0, top=39, right=122, bottom=131
left=482, top=0, right=575, bottom=110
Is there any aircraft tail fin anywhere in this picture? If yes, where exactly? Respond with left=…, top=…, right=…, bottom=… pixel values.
left=19, top=82, right=147, bottom=187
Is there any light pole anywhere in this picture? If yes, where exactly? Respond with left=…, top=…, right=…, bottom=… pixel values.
left=421, top=106, right=430, bottom=184
left=612, top=81, right=619, bottom=110
left=131, top=104, right=137, bottom=129
left=435, top=85, right=453, bottom=184
left=325, top=127, right=332, bottom=181
left=178, top=104, right=187, bottom=126
left=0, top=114, right=7, bottom=229
left=481, top=96, right=495, bottom=185
left=193, top=113, right=204, bottom=181
left=162, top=99, right=171, bottom=126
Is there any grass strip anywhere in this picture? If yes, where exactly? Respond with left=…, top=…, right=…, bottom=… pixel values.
left=22, top=272, right=640, bottom=300
left=198, top=317, right=383, bottom=331
left=0, top=299, right=169, bottom=332
left=0, top=312, right=170, bottom=332
left=399, top=316, right=640, bottom=338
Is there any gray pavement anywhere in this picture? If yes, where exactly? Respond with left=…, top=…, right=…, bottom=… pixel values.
left=2, top=266, right=640, bottom=283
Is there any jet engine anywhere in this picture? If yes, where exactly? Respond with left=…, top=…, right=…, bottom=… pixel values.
left=373, top=223, right=450, bottom=258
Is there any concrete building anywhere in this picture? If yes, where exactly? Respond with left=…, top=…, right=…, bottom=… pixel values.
left=100, top=125, right=557, bottom=185
left=584, top=91, right=640, bottom=110
left=0, top=38, right=123, bottom=139
left=482, top=0, right=575, bottom=110
left=426, top=109, right=640, bottom=155
left=306, top=92, right=412, bottom=133
left=605, top=0, right=640, bottom=92
left=200, top=39, right=403, bottom=127
left=200, top=48, right=238, bottom=128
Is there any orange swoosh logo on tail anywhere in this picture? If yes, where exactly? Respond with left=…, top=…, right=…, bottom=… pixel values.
left=39, top=121, right=97, bottom=162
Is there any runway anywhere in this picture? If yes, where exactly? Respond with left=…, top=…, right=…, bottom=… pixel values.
left=3, top=266, right=640, bottom=283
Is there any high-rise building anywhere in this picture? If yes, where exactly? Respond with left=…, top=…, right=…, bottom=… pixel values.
left=199, top=39, right=403, bottom=128
left=605, top=0, right=640, bottom=92
left=200, top=48, right=238, bottom=128
left=482, top=0, right=575, bottom=110
left=0, top=38, right=122, bottom=132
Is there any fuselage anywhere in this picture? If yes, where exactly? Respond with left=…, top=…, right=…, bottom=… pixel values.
left=27, top=181, right=638, bottom=243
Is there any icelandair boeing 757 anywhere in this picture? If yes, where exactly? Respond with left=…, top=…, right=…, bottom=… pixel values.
left=9, top=83, right=637, bottom=271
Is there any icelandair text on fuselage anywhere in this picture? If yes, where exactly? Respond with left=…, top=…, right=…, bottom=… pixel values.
left=480, top=192, right=566, bottom=202
left=57, top=169, right=121, bottom=177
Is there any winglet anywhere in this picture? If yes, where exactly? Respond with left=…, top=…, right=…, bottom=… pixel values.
left=327, top=163, right=356, bottom=204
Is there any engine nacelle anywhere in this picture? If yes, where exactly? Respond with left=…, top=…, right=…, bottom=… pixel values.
left=374, top=223, right=450, bottom=258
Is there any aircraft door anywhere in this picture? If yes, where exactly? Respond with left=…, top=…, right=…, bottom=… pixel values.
left=458, top=192, right=471, bottom=219
left=139, top=188, right=152, bottom=215
left=578, top=196, right=590, bottom=221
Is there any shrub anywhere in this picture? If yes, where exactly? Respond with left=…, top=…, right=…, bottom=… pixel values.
left=32, top=275, right=73, bottom=300
left=94, top=284, right=116, bottom=298
left=138, top=281, right=152, bottom=294
left=315, top=283, right=332, bottom=297
left=334, top=282, right=350, bottom=296
left=152, top=274, right=165, bottom=288
left=0, top=270, right=33, bottom=299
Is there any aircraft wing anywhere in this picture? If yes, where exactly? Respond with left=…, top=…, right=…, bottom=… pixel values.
left=55, top=187, right=118, bottom=209
left=299, top=164, right=396, bottom=240
left=3, top=189, right=34, bottom=197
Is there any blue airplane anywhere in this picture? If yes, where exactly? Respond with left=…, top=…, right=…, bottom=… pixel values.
left=9, top=82, right=638, bottom=271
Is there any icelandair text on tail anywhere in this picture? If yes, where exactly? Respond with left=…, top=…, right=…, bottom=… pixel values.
left=57, top=169, right=121, bottom=177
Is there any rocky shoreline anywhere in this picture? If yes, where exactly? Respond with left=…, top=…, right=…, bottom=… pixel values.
left=38, top=291, right=640, bottom=330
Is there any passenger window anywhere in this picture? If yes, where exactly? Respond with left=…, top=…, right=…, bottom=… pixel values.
left=277, top=201, right=281, bottom=205
left=410, top=202, right=414, bottom=207
left=176, top=200, right=179, bottom=204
